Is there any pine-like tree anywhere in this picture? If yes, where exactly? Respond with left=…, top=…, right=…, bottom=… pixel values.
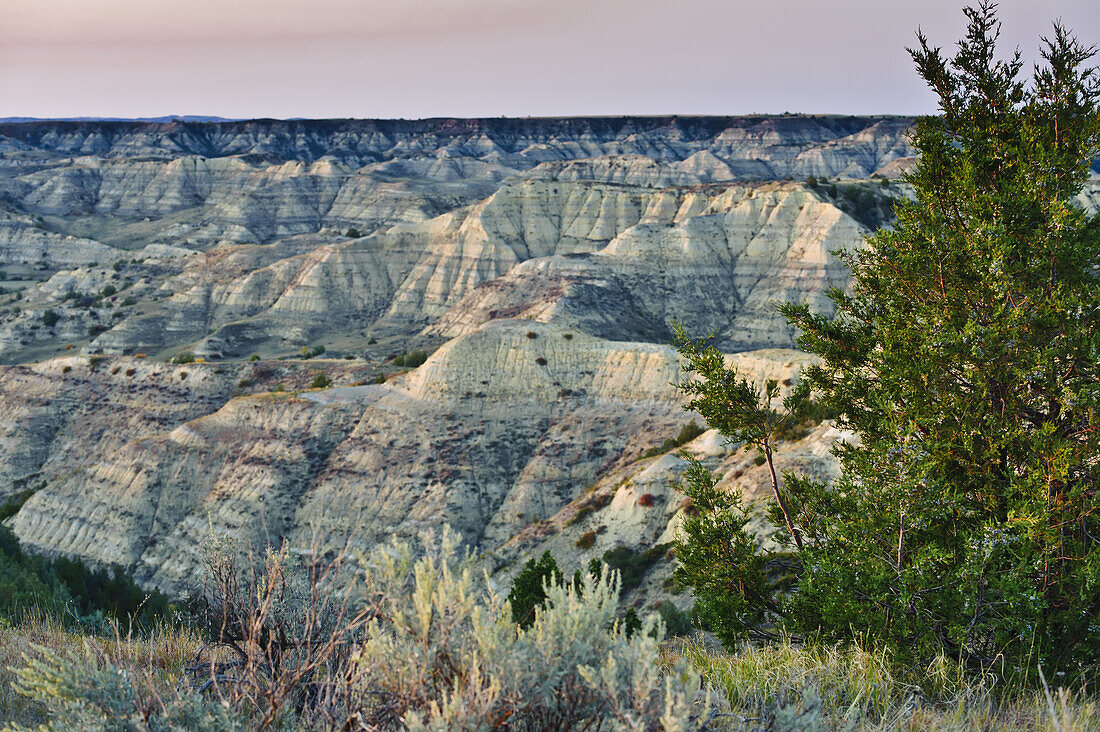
left=507, top=550, right=562, bottom=628
left=676, top=3, right=1100, bottom=676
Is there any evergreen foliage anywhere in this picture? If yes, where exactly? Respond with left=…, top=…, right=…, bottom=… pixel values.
left=0, top=494, right=171, bottom=629
left=674, top=321, right=812, bottom=551
left=0, top=524, right=170, bottom=629
left=507, top=550, right=562, bottom=627
left=392, top=349, right=428, bottom=368
left=675, top=3, right=1100, bottom=678
left=641, top=420, right=706, bottom=459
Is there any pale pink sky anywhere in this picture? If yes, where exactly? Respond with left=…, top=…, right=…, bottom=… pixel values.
left=2, top=0, right=1098, bottom=119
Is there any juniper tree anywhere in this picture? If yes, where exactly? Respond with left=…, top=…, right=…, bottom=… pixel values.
left=673, top=322, right=810, bottom=551
left=676, top=3, right=1100, bottom=677
left=508, top=550, right=563, bottom=628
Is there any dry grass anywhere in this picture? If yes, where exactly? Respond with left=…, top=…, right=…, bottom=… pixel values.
left=2, top=616, right=1098, bottom=730
left=1, top=584, right=1096, bottom=730
left=670, top=636, right=1100, bottom=731
left=0, top=613, right=204, bottom=728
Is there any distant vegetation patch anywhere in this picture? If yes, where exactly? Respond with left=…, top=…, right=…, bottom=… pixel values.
left=599, top=544, right=670, bottom=591
left=807, top=177, right=899, bottom=230
left=392, top=349, right=428, bottom=368
left=772, top=399, right=838, bottom=442
left=640, top=420, right=705, bottom=459
left=0, top=491, right=171, bottom=629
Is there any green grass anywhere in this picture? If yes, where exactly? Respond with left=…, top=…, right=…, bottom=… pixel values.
left=669, top=637, right=1099, bottom=730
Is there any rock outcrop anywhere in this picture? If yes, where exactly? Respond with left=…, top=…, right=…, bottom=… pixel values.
left=0, top=116, right=927, bottom=595
left=9, top=321, right=823, bottom=593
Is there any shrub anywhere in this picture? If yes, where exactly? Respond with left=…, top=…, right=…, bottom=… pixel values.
left=170, top=351, right=196, bottom=365
left=535, top=356, right=547, bottom=366
left=310, top=373, right=331, bottom=389
left=526, top=331, right=538, bottom=339
left=637, top=493, right=657, bottom=507
left=772, top=399, right=838, bottom=442
left=12, top=530, right=702, bottom=730
left=507, top=550, right=562, bottom=628
left=345, top=227, right=361, bottom=238
left=11, top=647, right=248, bottom=732
left=656, top=601, right=695, bottom=638
left=351, top=531, right=702, bottom=730
left=575, top=531, right=597, bottom=549
left=601, top=545, right=667, bottom=592
left=392, top=349, right=428, bottom=368
left=188, top=537, right=371, bottom=729
left=249, top=354, right=260, bottom=361
left=569, top=505, right=594, bottom=526
left=40, top=310, right=59, bottom=327
left=99, top=284, right=116, bottom=297
left=642, top=420, right=706, bottom=459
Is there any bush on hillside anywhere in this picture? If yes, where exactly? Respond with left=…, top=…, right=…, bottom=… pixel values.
left=641, top=420, right=706, bottom=459
left=391, top=349, right=428, bottom=368
left=507, top=550, right=562, bottom=628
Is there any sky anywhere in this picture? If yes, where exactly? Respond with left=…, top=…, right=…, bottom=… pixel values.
left=2, top=0, right=1098, bottom=120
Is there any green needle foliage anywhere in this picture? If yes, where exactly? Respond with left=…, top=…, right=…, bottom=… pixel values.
left=673, top=457, right=784, bottom=646
left=675, top=3, right=1100, bottom=679
left=674, top=321, right=811, bottom=550
left=507, top=550, right=562, bottom=628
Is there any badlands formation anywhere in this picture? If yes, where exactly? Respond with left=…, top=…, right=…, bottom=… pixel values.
left=0, top=115, right=919, bottom=602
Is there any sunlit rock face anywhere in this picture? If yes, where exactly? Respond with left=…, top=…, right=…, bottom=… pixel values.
left=0, top=115, right=924, bottom=591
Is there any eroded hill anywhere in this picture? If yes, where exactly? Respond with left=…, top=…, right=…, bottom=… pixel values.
left=0, top=116, right=919, bottom=600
